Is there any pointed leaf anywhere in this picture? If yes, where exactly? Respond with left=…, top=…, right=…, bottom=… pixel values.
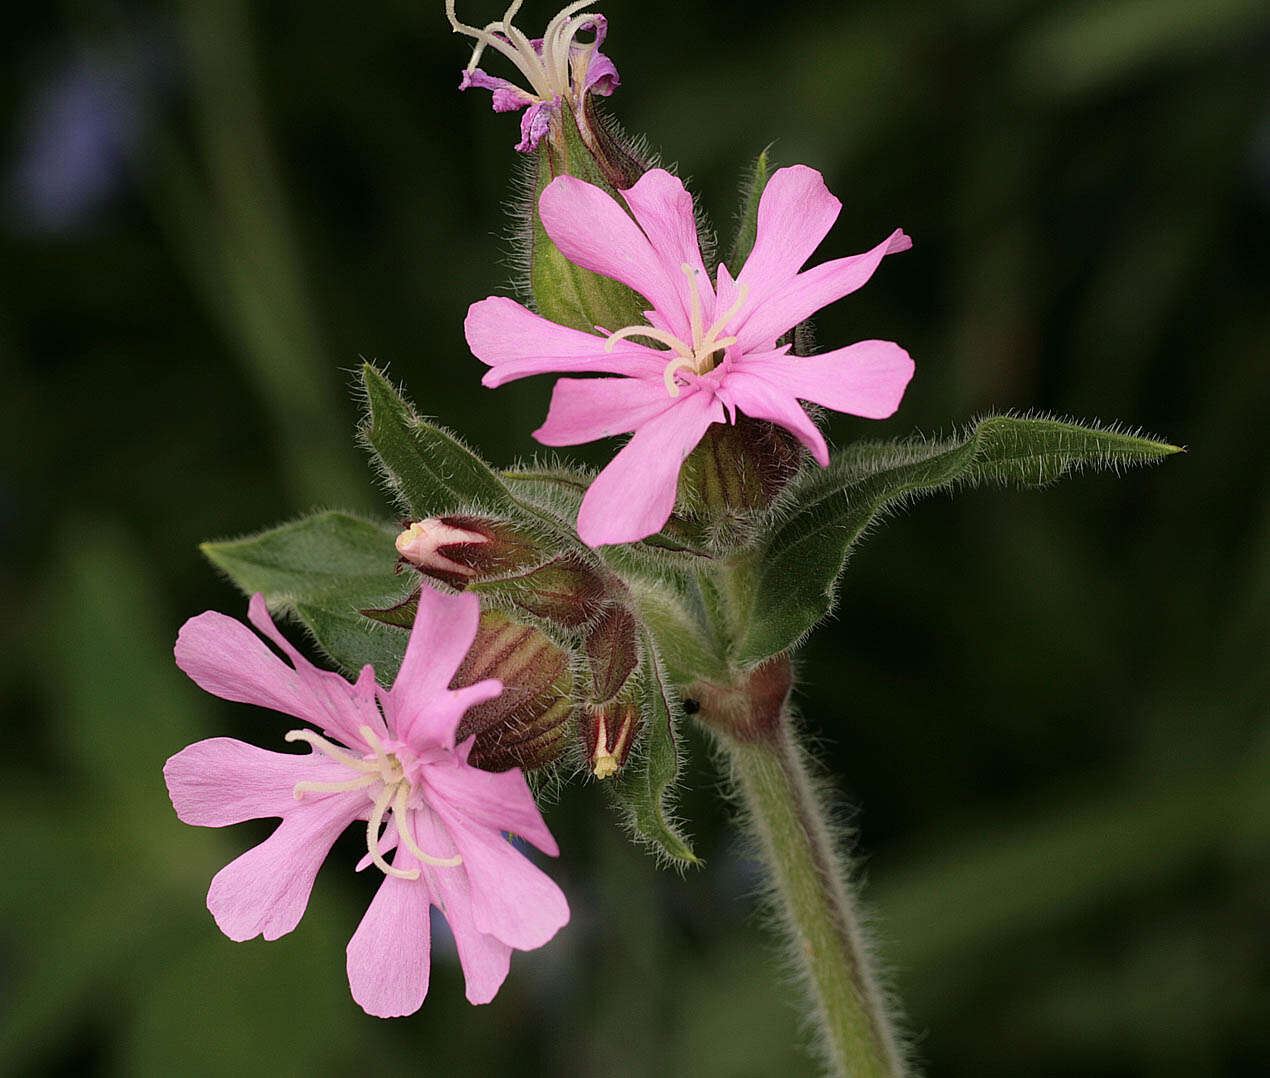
left=361, top=363, right=520, bottom=518
left=610, top=644, right=698, bottom=866
left=739, top=415, right=1182, bottom=665
left=202, top=510, right=415, bottom=678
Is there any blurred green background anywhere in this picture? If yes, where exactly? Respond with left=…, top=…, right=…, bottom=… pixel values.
left=3, top=1, right=1268, bottom=1074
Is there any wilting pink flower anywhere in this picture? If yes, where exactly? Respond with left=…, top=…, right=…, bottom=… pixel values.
left=164, top=587, right=569, bottom=1018
left=466, top=165, right=915, bottom=546
left=447, top=1, right=619, bottom=152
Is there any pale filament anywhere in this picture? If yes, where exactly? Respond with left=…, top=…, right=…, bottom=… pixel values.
left=447, top=1, right=600, bottom=103
left=285, top=725, right=462, bottom=880
left=604, top=265, right=750, bottom=397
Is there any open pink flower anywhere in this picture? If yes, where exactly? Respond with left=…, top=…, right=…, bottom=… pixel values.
left=447, top=1, right=619, bottom=152
left=465, top=164, right=915, bottom=546
left=164, top=587, right=569, bottom=1018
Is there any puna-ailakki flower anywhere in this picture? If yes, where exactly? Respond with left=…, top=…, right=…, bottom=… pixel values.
left=465, top=164, right=915, bottom=546
left=447, top=1, right=619, bottom=152
left=163, top=587, right=569, bottom=1018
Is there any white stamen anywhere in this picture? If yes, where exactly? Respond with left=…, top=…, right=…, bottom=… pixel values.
left=604, top=274, right=752, bottom=397
left=285, top=723, right=462, bottom=878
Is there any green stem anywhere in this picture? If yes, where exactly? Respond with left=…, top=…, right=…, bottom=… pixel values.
left=725, top=717, right=904, bottom=1077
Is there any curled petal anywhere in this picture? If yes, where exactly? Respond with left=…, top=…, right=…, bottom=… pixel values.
left=516, top=98, right=558, bottom=153
left=459, top=68, right=534, bottom=113
left=346, top=847, right=432, bottom=1018
left=576, top=389, right=725, bottom=547
left=206, top=793, right=362, bottom=942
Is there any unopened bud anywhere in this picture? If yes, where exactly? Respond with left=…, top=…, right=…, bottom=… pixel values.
left=582, top=698, right=639, bottom=780
left=452, top=611, right=576, bottom=773
left=395, top=516, right=539, bottom=588
left=585, top=602, right=640, bottom=704
left=676, top=415, right=802, bottom=548
left=475, top=552, right=610, bottom=629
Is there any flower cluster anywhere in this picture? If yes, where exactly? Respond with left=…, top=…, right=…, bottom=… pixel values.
left=165, top=1, right=917, bottom=1022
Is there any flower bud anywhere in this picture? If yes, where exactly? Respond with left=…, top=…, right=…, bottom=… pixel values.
left=395, top=516, right=539, bottom=588
left=581, top=697, right=640, bottom=780
left=675, top=415, right=803, bottom=548
left=452, top=610, right=576, bottom=772
left=585, top=602, right=639, bottom=704
left=475, top=551, right=610, bottom=629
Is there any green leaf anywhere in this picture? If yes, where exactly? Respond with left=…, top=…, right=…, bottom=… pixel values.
left=739, top=415, right=1182, bottom=665
left=727, top=146, right=772, bottom=269
left=361, top=363, right=520, bottom=518
left=202, top=510, right=415, bottom=678
left=531, top=109, right=649, bottom=333
left=611, top=644, right=698, bottom=866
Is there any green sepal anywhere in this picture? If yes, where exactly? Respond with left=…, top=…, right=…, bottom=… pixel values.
left=738, top=415, right=1183, bottom=665
left=201, top=510, right=413, bottom=678
left=360, top=363, right=521, bottom=519
left=530, top=109, right=648, bottom=333
left=610, top=642, right=699, bottom=866
left=727, top=146, right=772, bottom=270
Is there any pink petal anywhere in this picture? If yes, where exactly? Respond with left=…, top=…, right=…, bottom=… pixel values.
left=206, top=793, right=362, bottom=942
left=394, top=678, right=504, bottom=752
left=576, top=389, right=725, bottom=547
left=745, top=340, right=915, bottom=420
left=466, top=296, right=665, bottom=386
left=737, top=229, right=912, bottom=352
left=414, top=808, right=512, bottom=1004
left=246, top=595, right=387, bottom=746
left=422, top=757, right=559, bottom=856
left=736, top=165, right=842, bottom=298
left=346, top=847, right=432, bottom=1018
left=163, top=737, right=352, bottom=827
left=539, top=176, right=688, bottom=338
left=723, top=370, right=830, bottom=467
left=435, top=810, right=569, bottom=952
left=533, top=376, right=673, bottom=446
left=174, top=609, right=304, bottom=716
left=619, top=169, right=712, bottom=334
left=385, top=587, right=491, bottom=749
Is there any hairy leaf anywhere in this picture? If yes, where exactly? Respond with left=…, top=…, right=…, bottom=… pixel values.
left=361, top=363, right=520, bottom=518
left=610, top=644, right=698, bottom=866
left=739, top=415, right=1181, bottom=665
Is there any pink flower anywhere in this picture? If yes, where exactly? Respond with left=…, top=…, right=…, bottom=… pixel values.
left=447, top=2, right=619, bottom=153
left=465, top=165, right=915, bottom=546
left=164, top=587, right=569, bottom=1018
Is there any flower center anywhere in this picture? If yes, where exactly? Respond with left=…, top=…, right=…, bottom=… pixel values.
left=286, top=725, right=463, bottom=880
left=447, top=1, right=602, bottom=104
left=604, top=264, right=749, bottom=397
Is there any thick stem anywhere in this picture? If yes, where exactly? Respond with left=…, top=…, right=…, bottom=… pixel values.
left=725, top=716, right=904, bottom=1077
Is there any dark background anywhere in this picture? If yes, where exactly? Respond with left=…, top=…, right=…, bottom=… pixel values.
left=3, top=1, right=1268, bottom=1074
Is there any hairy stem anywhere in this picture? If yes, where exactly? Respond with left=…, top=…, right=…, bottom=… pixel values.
left=725, top=716, right=904, bottom=1077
